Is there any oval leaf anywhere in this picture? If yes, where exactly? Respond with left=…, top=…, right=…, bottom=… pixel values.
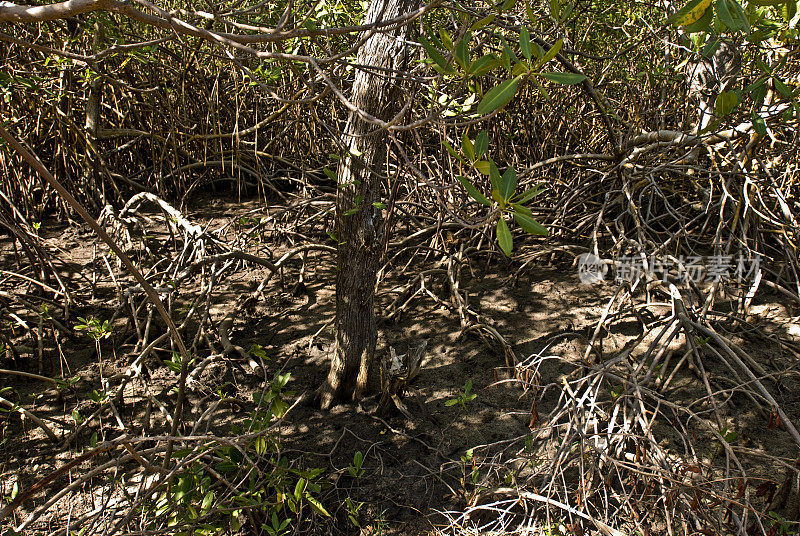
left=489, top=160, right=501, bottom=192
left=683, top=3, right=714, bottom=33
left=715, top=90, right=738, bottom=117
left=477, top=78, right=520, bottom=115
left=418, top=35, right=451, bottom=73
left=458, top=176, right=492, bottom=207
left=497, top=218, right=513, bottom=256
left=666, top=0, right=713, bottom=26
left=439, top=28, right=454, bottom=50
left=474, top=131, right=489, bottom=159
left=474, top=160, right=491, bottom=175
left=520, top=28, right=532, bottom=60
left=513, top=185, right=543, bottom=204
left=540, top=72, right=587, bottom=85
left=470, top=13, right=496, bottom=31
left=513, top=211, right=548, bottom=236
left=461, top=131, right=475, bottom=162
left=500, top=167, right=517, bottom=201
left=455, top=36, right=471, bottom=71
left=542, top=38, right=563, bottom=64
left=716, top=0, right=735, bottom=29
left=719, top=0, right=749, bottom=31
left=469, top=54, right=502, bottom=77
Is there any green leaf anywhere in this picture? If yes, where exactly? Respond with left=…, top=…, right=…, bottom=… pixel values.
left=514, top=185, right=543, bottom=204
left=474, top=131, right=489, bottom=159
left=513, top=211, right=548, bottom=236
left=455, top=36, right=471, bottom=71
left=774, top=76, right=792, bottom=98
left=424, top=26, right=446, bottom=50
left=492, top=189, right=505, bottom=205
left=512, top=61, right=530, bottom=76
left=683, top=2, right=714, bottom=33
left=781, top=0, right=797, bottom=23
left=540, top=72, right=586, bottom=85
left=500, top=36, right=519, bottom=65
left=728, top=0, right=749, bottom=31
left=489, top=160, right=501, bottom=192
left=715, top=90, right=738, bottom=117
left=752, top=111, right=767, bottom=138
left=512, top=203, right=532, bottom=216
left=215, top=461, right=238, bottom=473
left=497, top=218, right=513, bottom=255
left=458, top=176, right=492, bottom=206
left=699, top=117, right=722, bottom=134
left=476, top=77, right=520, bottom=115
left=499, top=167, right=517, bottom=201
left=474, top=160, right=491, bottom=175
left=550, top=0, right=562, bottom=19
left=535, top=38, right=563, bottom=69
left=500, top=48, right=512, bottom=73
left=418, top=35, right=450, bottom=72
left=469, top=54, right=502, bottom=77
left=520, top=28, right=532, bottom=60
left=470, top=13, right=496, bottom=31
left=461, top=131, right=475, bottom=161
left=304, top=493, right=331, bottom=517
left=444, top=139, right=465, bottom=163
left=526, top=0, right=535, bottom=22
left=717, top=0, right=748, bottom=31
left=439, top=28, right=454, bottom=50
left=445, top=399, right=458, bottom=406
left=666, top=0, right=713, bottom=26
left=201, top=491, right=214, bottom=514
left=746, top=79, right=768, bottom=106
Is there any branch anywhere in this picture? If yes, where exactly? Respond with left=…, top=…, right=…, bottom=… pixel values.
left=0, top=0, right=108, bottom=21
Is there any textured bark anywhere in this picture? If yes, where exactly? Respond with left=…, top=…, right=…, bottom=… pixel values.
left=318, top=0, right=417, bottom=408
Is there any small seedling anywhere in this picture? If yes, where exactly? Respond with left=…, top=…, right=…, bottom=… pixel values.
left=76, top=316, right=112, bottom=382
left=345, top=497, right=363, bottom=527
left=75, top=317, right=112, bottom=341
left=165, top=351, right=196, bottom=373
left=459, top=448, right=479, bottom=487
left=348, top=451, right=364, bottom=478
left=248, top=343, right=268, bottom=360
left=768, top=511, right=799, bottom=536
left=446, top=379, right=477, bottom=409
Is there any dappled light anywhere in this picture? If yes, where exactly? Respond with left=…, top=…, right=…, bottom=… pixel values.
left=0, top=0, right=799, bottom=534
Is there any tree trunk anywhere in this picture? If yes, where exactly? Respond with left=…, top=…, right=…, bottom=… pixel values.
left=318, top=0, right=417, bottom=409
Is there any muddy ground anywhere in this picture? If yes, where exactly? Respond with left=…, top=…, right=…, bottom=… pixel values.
left=1, top=192, right=799, bottom=535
